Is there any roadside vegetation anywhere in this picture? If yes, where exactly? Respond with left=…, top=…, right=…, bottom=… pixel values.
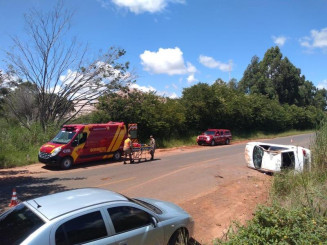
left=214, top=120, right=327, bottom=244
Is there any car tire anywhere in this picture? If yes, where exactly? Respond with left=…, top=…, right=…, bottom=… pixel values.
left=168, top=228, right=189, bottom=245
left=211, top=140, right=215, bottom=146
left=197, top=142, right=202, bottom=146
left=60, top=157, right=73, bottom=170
left=225, top=138, right=230, bottom=145
left=113, top=151, right=121, bottom=161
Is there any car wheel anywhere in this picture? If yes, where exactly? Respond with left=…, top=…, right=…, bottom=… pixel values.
left=60, top=157, right=73, bottom=170
left=211, top=140, right=215, bottom=146
left=168, top=228, right=189, bottom=245
left=113, top=151, right=121, bottom=161
left=197, top=142, right=202, bottom=146
left=225, top=138, right=230, bottom=145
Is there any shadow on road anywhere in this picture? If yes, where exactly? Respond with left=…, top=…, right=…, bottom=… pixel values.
left=41, top=158, right=124, bottom=171
left=0, top=174, right=85, bottom=213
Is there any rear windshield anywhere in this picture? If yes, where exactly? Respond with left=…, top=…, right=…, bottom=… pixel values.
left=51, top=131, right=76, bottom=144
left=0, top=204, right=45, bottom=244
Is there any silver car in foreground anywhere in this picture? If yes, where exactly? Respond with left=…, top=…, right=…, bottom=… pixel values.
left=0, top=188, right=194, bottom=245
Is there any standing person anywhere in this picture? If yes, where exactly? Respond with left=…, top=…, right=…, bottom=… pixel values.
left=123, top=134, right=133, bottom=164
left=149, top=135, right=156, bottom=160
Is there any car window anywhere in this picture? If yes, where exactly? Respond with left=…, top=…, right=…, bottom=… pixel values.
left=108, top=206, right=152, bottom=234
left=0, top=204, right=45, bottom=245
left=55, top=211, right=107, bottom=245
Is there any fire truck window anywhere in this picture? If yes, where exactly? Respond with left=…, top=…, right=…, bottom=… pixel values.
left=76, top=133, right=87, bottom=145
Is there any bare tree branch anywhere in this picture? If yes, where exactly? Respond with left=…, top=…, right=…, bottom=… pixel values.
left=5, top=1, right=134, bottom=131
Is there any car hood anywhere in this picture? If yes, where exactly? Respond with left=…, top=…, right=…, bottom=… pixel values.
left=137, top=197, right=189, bottom=219
left=39, top=142, right=63, bottom=154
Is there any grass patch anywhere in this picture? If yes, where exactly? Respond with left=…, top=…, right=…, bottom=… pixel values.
left=158, top=136, right=197, bottom=148
left=232, top=129, right=314, bottom=141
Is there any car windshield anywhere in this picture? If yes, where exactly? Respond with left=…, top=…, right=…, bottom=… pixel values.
left=122, top=195, right=162, bottom=214
left=51, top=131, right=76, bottom=144
left=204, top=131, right=215, bottom=135
left=0, top=203, right=45, bottom=244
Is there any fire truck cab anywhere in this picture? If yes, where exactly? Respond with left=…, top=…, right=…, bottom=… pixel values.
left=38, top=122, right=127, bottom=169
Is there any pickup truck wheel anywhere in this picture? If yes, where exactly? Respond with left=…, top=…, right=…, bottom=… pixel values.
left=211, top=140, right=215, bottom=146
left=225, top=138, right=230, bottom=145
left=60, top=157, right=73, bottom=170
left=168, top=228, right=189, bottom=245
left=113, top=151, right=121, bottom=161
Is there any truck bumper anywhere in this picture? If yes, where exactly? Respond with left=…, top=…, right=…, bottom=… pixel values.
left=38, top=154, right=63, bottom=165
left=197, top=140, right=211, bottom=145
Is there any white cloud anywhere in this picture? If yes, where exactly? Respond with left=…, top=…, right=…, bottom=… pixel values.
left=300, top=28, right=327, bottom=49
left=272, top=35, right=287, bottom=46
left=199, top=55, right=232, bottom=72
left=130, top=83, right=178, bottom=98
left=157, top=91, right=178, bottom=98
left=187, top=74, right=197, bottom=84
left=317, top=79, right=327, bottom=89
left=105, top=0, right=185, bottom=14
left=130, top=83, right=156, bottom=92
left=140, top=47, right=195, bottom=75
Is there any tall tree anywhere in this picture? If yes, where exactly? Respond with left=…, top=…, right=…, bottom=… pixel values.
left=5, top=1, right=133, bottom=131
left=238, top=46, right=326, bottom=108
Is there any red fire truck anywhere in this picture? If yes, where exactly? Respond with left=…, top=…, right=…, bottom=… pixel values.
left=38, top=122, right=127, bottom=169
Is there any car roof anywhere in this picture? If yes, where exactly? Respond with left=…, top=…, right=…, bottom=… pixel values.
left=26, top=188, right=128, bottom=220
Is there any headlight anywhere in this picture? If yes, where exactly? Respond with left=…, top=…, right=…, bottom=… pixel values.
left=206, top=136, right=210, bottom=140
left=50, top=147, right=62, bottom=157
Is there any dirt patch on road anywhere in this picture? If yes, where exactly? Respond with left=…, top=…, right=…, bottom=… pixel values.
left=180, top=172, right=271, bottom=244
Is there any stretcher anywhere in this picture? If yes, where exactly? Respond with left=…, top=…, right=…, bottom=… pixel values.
left=132, top=144, right=153, bottom=162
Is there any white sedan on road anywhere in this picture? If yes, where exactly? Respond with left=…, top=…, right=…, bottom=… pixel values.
left=245, top=142, right=311, bottom=173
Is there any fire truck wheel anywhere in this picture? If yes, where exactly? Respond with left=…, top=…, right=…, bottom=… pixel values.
left=113, top=151, right=121, bottom=161
left=225, top=138, right=230, bottom=145
left=61, top=157, right=73, bottom=170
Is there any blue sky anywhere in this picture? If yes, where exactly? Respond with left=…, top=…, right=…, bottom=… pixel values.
left=1, top=0, right=327, bottom=98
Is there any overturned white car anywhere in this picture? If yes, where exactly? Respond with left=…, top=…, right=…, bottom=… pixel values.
left=245, top=142, right=311, bottom=173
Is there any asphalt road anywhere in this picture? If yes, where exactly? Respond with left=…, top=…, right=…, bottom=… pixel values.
left=0, top=133, right=314, bottom=211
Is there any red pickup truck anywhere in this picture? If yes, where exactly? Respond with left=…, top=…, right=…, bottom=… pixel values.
left=196, top=129, right=232, bottom=146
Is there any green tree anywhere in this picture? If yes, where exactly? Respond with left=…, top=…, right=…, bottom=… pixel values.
left=97, top=89, right=185, bottom=141
left=181, top=82, right=222, bottom=131
left=238, top=46, right=326, bottom=109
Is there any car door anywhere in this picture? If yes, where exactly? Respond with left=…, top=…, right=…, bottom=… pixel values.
left=106, top=205, right=164, bottom=245
left=216, top=131, right=223, bottom=144
left=50, top=208, right=117, bottom=245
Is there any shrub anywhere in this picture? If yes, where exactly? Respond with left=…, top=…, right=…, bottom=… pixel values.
left=215, top=205, right=327, bottom=244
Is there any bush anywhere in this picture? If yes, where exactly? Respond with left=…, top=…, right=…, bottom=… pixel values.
left=215, top=205, right=327, bottom=244
left=0, top=119, right=58, bottom=168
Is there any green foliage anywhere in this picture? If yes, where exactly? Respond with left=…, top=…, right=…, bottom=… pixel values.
left=238, top=46, right=327, bottom=109
left=0, top=119, right=57, bottom=168
left=96, top=90, right=187, bottom=142
left=215, top=205, right=327, bottom=244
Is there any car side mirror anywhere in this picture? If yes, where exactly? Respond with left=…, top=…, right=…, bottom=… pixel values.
left=151, top=217, right=158, bottom=228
